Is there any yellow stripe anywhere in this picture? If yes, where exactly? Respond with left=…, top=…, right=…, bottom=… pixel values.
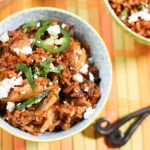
left=124, top=33, right=143, bottom=150
left=26, top=141, right=37, bottom=150
left=136, top=43, right=150, bottom=150
left=37, top=142, right=49, bottom=150
left=2, top=131, right=13, bottom=150
left=112, top=23, right=131, bottom=150
left=76, top=0, right=89, bottom=22
left=50, top=141, right=61, bottom=150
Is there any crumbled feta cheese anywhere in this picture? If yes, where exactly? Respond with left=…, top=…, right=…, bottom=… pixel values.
left=13, top=48, right=20, bottom=55
left=73, top=73, right=83, bottom=83
left=0, top=32, right=9, bottom=43
left=29, top=38, right=34, bottom=44
left=21, top=46, right=32, bottom=55
left=54, top=80, right=58, bottom=83
left=58, top=87, right=61, bottom=92
left=6, top=102, right=15, bottom=112
left=14, top=76, right=23, bottom=85
left=21, top=91, right=26, bottom=95
left=61, top=23, right=66, bottom=28
left=80, top=64, right=89, bottom=74
left=77, top=49, right=82, bottom=55
left=18, top=71, right=23, bottom=76
left=0, top=77, right=24, bottom=99
left=128, top=9, right=150, bottom=23
left=50, top=63, right=56, bottom=70
left=89, top=72, right=94, bottom=82
left=83, top=107, right=95, bottom=119
left=34, top=74, right=38, bottom=79
left=47, top=25, right=61, bottom=36
left=84, top=87, right=89, bottom=92
left=44, top=85, right=47, bottom=89
left=36, top=22, right=40, bottom=28
left=63, top=101, right=67, bottom=104
left=41, top=57, right=46, bottom=62
left=49, top=81, right=53, bottom=86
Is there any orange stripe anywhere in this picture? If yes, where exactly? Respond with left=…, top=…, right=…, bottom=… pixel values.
left=99, top=0, right=113, bottom=54
left=2, top=131, right=13, bottom=150
left=54, top=0, right=66, bottom=9
left=61, top=138, right=73, bottom=150
left=13, top=137, right=25, bottom=150
left=98, top=1, right=118, bottom=150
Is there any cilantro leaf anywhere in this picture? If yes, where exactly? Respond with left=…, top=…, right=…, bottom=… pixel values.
left=16, top=63, right=36, bottom=91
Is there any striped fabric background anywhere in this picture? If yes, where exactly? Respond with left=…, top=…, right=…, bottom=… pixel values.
left=0, top=0, right=150, bottom=150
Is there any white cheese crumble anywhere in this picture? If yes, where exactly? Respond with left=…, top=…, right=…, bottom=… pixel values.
left=21, top=46, right=32, bottom=55
left=6, top=102, right=15, bottom=112
left=83, top=107, right=95, bottom=119
left=128, top=9, right=150, bottom=23
left=54, top=80, right=58, bottom=83
left=44, top=85, right=47, bottom=89
left=89, top=72, right=94, bottom=82
left=77, top=49, right=82, bottom=55
left=62, top=23, right=66, bottom=28
left=13, top=48, right=20, bottom=55
left=29, top=38, right=34, bottom=44
left=0, top=32, right=9, bottom=43
left=50, top=63, right=56, bottom=70
left=80, top=64, right=89, bottom=74
left=41, top=57, right=46, bottom=62
left=36, top=22, right=41, bottom=28
left=47, top=25, right=61, bottom=36
left=14, top=76, right=24, bottom=86
left=73, top=73, right=83, bottom=83
left=49, top=81, right=53, bottom=86
left=18, top=71, right=23, bottom=76
left=34, top=74, right=38, bottom=79
left=84, top=87, right=89, bottom=92
left=21, top=91, right=26, bottom=95
left=58, top=87, right=61, bottom=92
left=0, top=77, right=24, bottom=99
left=14, top=46, right=33, bottom=55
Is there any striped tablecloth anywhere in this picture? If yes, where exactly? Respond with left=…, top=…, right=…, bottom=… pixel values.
left=0, top=0, right=150, bottom=150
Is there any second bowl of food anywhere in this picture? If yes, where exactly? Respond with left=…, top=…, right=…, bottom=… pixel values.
left=103, top=0, right=150, bottom=45
left=0, top=7, right=112, bottom=142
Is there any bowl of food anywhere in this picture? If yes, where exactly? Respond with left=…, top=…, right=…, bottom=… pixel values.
left=0, top=7, right=112, bottom=142
left=103, top=0, right=150, bottom=45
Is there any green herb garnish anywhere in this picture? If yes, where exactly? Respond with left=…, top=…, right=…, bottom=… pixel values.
left=16, top=63, right=36, bottom=91
left=17, top=90, right=50, bottom=110
left=49, top=65, right=64, bottom=77
left=120, top=10, right=128, bottom=21
left=33, top=56, right=64, bottom=77
left=40, top=56, right=52, bottom=77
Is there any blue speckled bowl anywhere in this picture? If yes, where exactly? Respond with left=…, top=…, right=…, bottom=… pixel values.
left=0, top=8, right=112, bottom=142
